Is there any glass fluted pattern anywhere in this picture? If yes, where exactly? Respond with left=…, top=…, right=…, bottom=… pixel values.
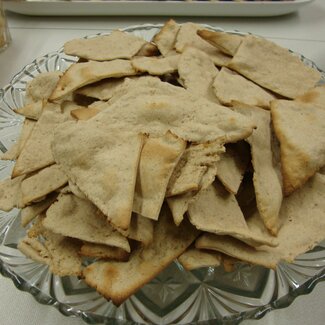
left=0, top=24, right=325, bottom=325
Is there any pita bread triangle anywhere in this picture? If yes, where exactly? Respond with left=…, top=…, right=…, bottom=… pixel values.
left=213, top=67, right=276, bottom=109
left=187, top=182, right=277, bottom=247
left=92, top=77, right=255, bottom=144
left=83, top=204, right=199, bottom=305
left=228, top=35, right=321, bottom=99
left=271, top=99, right=325, bottom=195
left=178, top=247, right=221, bottom=271
left=43, top=194, right=130, bottom=252
left=232, top=102, right=283, bottom=235
left=12, top=102, right=71, bottom=177
left=153, top=19, right=180, bottom=56
left=16, top=119, right=37, bottom=158
left=52, top=120, right=144, bottom=231
left=133, top=132, right=186, bottom=220
left=21, top=164, right=68, bottom=205
left=196, top=173, right=325, bottom=268
left=64, top=30, right=146, bottom=61
left=50, top=59, right=137, bottom=101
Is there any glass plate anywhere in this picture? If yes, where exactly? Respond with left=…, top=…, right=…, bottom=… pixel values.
left=0, top=24, right=325, bottom=325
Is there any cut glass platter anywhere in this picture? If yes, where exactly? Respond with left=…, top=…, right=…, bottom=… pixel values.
left=0, top=24, right=325, bottom=325
left=3, top=0, right=315, bottom=17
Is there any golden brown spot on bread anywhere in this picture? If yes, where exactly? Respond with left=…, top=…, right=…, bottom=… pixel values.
left=297, top=90, right=319, bottom=103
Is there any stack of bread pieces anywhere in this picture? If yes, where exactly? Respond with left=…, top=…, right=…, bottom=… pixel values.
left=0, top=19, right=325, bottom=306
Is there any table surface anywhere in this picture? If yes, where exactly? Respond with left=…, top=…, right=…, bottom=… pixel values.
left=0, top=1, right=325, bottom=324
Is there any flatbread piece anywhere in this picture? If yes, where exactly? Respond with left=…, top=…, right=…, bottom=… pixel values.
left=83, top=205, right=199, bottom=305
left=271, top=99, right=325, bottom=195
left=228, top=35, right=321, bottom=99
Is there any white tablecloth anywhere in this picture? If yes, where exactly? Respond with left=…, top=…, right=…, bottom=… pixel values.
left=0, top=1, right=325, bottom=324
